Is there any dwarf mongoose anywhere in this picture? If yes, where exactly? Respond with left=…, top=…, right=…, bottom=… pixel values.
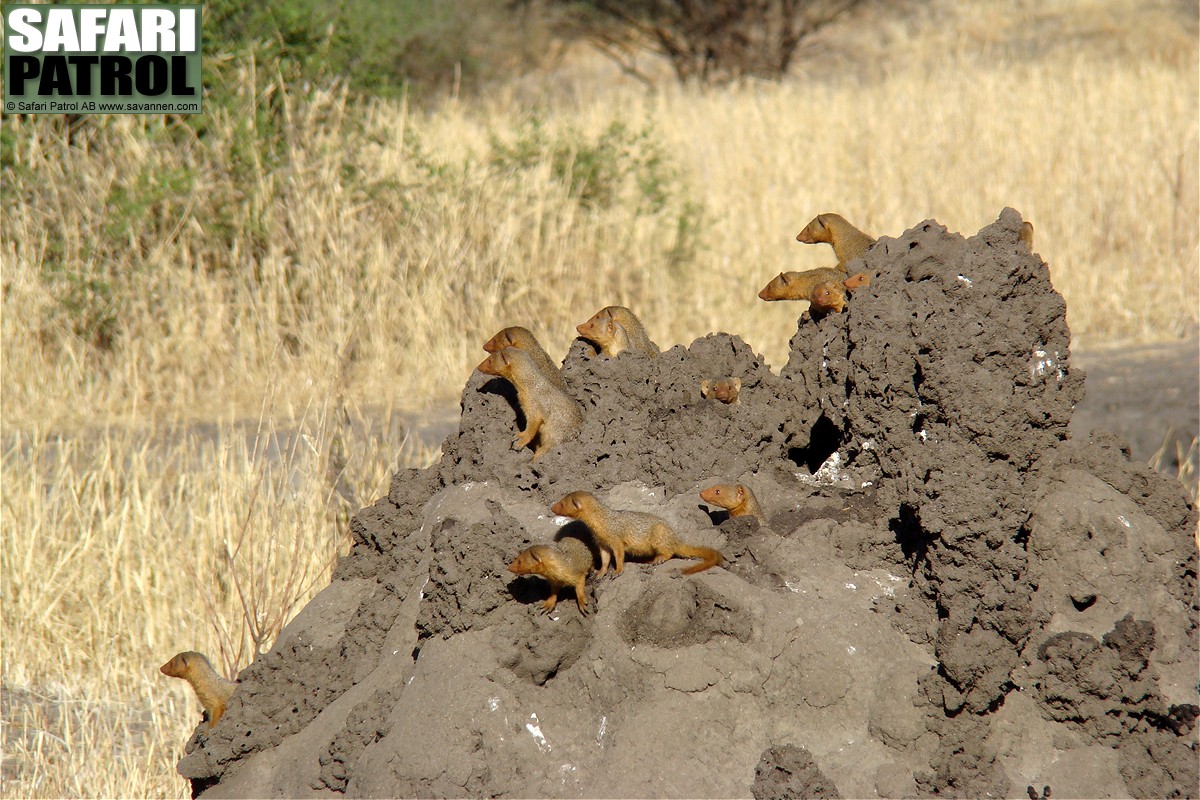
left=1019, top=221, right=1035, bottom=250
left=700, top=377, right=741, bottom=405
left=160, top=651, right=236, bottom=728
left=699, top=483, right=766, bottom=524
left=796, top=213, right=876, bottom=270
left=576, top=306, right=659, bottom=358
left=508, top=538, right=593, bottom=614
left=478, top=347, right=582, bottom=461
left=483, top=326, right=567, bottom=391
left=551, top=491, right=725, bottom=577
left=758, top=269, right=871, bottom=314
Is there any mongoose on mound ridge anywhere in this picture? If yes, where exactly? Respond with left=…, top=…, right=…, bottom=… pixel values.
left=795, top=213, right=876, bottom=270
left=700, top=377, right=741, bottom=405
left=758, top=269, right=871, bottom=313
left=160, top=651, right=236, bottom=729
left=576, top=306, right=659, bottom=358
left=477, top=347, right=582, bottom=461
left=1019, top=221, right=1035, bottom=250
left=508, top=537, right=594, bottom=614
left=551, top=491, right=725, bottom=577
left=483, top=326, right=567, bottom=391
left=699, top=483, right=766, bottom=524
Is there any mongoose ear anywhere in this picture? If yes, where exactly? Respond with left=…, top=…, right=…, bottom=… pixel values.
left=731, top=378, right=741, bottom=391
left=735, top=485, right=747, bottom=502
left=700, top=380, right=710, bottom=396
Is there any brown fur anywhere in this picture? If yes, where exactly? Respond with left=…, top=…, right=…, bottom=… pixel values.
left=700, top=377, right=741, bottom=405
left=160, top=651, right=236, bottom=729
left=508, top=539, right=593, bottom=614
left=1019, top=221, right=1035, bottom=250
left=551, top=491, right=724, bottom=577
left=758, top=269, right=871, bottom=314
left=795, top=213, right=876, bottom=270
left=477, top=347, right=582, bottom=461
left=576, top=306, right=659, bottom=357
left=699, top=483, right=766, bottom=524
left=483, top=326, right=566, bottom=391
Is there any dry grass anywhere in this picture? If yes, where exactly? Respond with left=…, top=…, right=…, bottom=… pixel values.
left=1, top=3, right=1197, bottom=796
left=1, top=391, right=438, bottom=797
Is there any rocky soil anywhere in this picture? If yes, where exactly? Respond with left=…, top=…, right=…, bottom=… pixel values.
left=174, top=209, right=1198, bottom=799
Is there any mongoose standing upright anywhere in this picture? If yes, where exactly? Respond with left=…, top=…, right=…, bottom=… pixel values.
left=483, top=326, right=567, bottom=391
left=700, top=377, right=741, bottom=405
left=160, top=651, right=236, bottom=729
left=551, top=491, right=724, bottom=577
left=576, top=306, right=659, bottom=358
left=795, top=213, right=876, bottom=271
left=758, top=269, right=871, bottom=314
left=508, top=537, right=594, bottom=614
left=699, top=483, right=767, bottom=524
left=478, top=347, right=582, bottom=461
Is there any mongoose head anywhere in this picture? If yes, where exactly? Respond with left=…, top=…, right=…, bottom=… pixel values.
left=551, top=491, right=597, bottom=518
left=842, top=272, right=871, bottom=291
left=701, top=377, right=741, bottom=404
left=699, top=483, right=748, bottom=510
left=161, top=650, right=207, bottom=678
left=576, top=310, right=617, bottom=347
left=483, top=326, right=536, bottom=354
left=809, top=282, right=847, bottom=314
left=758, top=272, right=799, bottom=301
left=796, top=213, right=838, bottom=244
left=477, top=348, right=516, bottom=377
left=508, top=545, right=552, bottom=575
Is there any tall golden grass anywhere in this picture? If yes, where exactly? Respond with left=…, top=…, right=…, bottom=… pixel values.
left=1, top=19, right=1196, bottom=798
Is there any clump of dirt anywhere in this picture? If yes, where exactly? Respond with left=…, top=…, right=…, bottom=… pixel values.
left=174, top=210, right=1197, bottom=799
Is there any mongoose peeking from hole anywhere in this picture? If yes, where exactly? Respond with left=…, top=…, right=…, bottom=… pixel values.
left=576, top=306, right=659, bottom=358
left=551, top=491, right=725, bottom=577
left=795, top=213, right=876, bottom=270
left=477, top=347, right=583, bottom=462
left=699, top=483, right=766, bottom=524
left=508, top=537, right=594, bottom=614
left=482, top=326, right=567, bottom=391
left=700, top=377, right=741, bottom=405
left=758, top=269, right=871, bottom=314
left=160, top=651, right=236, bottom=729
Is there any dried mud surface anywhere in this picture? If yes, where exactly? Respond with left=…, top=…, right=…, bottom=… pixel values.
left=176, top=210, right=1198, bottom=799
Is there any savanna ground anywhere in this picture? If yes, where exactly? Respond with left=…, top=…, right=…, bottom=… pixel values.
left=2, top=1, right=1197, bottom=796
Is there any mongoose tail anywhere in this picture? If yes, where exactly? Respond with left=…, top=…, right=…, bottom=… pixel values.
left=700, top=377, right=741, bottom=405
left=160, top=651, right=236, bottom=728
left=508, top=543, right=590, bottom=614
left=795, top=213, right=876, bottom=270
left=675, top=544, right=724, bottom=575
